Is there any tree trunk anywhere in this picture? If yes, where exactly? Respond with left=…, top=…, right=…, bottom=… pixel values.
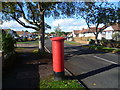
left=95, top=33, right=99, bottom=45
left=38, top=34, right=42, bottom=51
left=38, top=12, right=45, bottom=52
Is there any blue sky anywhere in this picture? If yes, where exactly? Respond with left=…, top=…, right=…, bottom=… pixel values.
left=0, top=1, right=119, bottom=33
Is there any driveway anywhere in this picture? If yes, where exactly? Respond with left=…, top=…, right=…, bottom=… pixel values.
left=45, top=39, right=120, bottom=89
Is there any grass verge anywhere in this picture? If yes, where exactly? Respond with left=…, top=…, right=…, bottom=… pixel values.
left=65, top=41, right=80, bottom=46
left=82, top=45, right=120, bottom=53
left=40, top=76, right=84, bottom=88
left=33, top=49, right=52, bottom=59
left=16, top=40, right=38, bottom=44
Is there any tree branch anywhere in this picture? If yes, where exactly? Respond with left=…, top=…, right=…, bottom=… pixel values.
left=85, top=19, right=97, bottom=36
left=95, top=22, right=99, bottom=32
left=38, top=2, right=46, bottom=14
left=11, top=14, right=38, bottom=30
left=17, top=2, right=39, bottom=27
left=27, top=2, right=36, bottom=23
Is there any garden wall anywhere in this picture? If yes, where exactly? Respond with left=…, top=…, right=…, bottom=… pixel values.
left=73, top=37, right=95, bottom=44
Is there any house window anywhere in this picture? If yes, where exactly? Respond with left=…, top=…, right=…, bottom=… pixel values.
left=76, top=34, right=79, bottom=37
left=108, top=31, right=111, bottom=33
left=102, top=32, right=105, bottom=34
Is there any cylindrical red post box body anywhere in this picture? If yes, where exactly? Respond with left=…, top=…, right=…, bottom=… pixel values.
left=51, top=37, right=65, bottom=80
left=52, top=39, right=64, bottom=72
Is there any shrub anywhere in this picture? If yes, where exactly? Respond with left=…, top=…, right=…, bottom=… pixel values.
left=89, top=45, right=96, bottom=49
left=89, top=39, right=95, bottom=45
left=106, top=43, right=113, bottom=48
left=0, top=31, right=2, bottom=51
left=112, top=49, right=120, bottom=53
left=95, top=46, right=104, bottom=50
left=105, top=40, right=120, bottom=48
left=112, top=33, right=120, bottom=41
left=2, top=33, right=16, bottom=54
left=100, top=38, right=108, bottom=47
left=22, top=37, right=27, bottom=41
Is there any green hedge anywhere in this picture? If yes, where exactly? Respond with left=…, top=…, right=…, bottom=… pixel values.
left=2, top=32, right=16, bottom=54
left=0, top=31, right=2, bottom=51
left=100, top=39, right=120, bottom=48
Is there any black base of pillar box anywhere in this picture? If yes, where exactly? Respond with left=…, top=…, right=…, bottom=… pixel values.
left=54, top=71, right=65, bottom=80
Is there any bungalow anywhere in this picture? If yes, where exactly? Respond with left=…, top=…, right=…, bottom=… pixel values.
left=103, top=23, right=120, bottom=40
left=72, top=23, right=120, bottom=40
left=66, top=32, right=73, bottom=41
left=72, top=30, right=81, bottom=37
left=16, top=31, right=31, bottom=38
left=72, top=27, right=105, bottom=40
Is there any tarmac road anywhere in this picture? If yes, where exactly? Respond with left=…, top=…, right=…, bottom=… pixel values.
left=45, top=39, right=120, bottom=89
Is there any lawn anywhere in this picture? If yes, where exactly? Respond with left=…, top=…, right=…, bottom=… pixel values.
left=16, top=40, right=38, bottom=44
left=40, top=76, right=84, bottom=89
left=83, top=45, right=120, bottom=53
left=65, top=41, right=80, bottom=46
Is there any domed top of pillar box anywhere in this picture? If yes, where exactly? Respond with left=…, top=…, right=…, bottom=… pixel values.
left=50, top=37, right=66, bottom=41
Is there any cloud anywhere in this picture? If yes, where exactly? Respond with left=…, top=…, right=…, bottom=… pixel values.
left=52, top=18, right=86, bottom=27
left=51, top=18, right=88, bottom=32
left=0, top=17, right=36, bottom=32
left=0, top=17, right=34, bottom=29
left=52, top=18, right=87, bottom=31
left=1, top=20, right=23, bottom=29
left=52, top=18, right=73, bottom=26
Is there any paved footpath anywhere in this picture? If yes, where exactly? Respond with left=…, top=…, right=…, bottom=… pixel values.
left=2, top=44, right=52, bottom=88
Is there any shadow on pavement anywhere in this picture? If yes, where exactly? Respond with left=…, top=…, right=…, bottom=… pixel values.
left=76, top=64, right=120, bottom=80
left=2, top=46, right=51, bottom=89
left=64, top=46, right=107, bottom=61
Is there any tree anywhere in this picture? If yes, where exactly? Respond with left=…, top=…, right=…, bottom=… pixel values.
left=112, top=33, right=120, bottom=41
left=54, top=24, right=63, bottom=37
left=50, top=32, right=56, bottom=34
left=25, top=30, right=28, bottom=32
left=79, top=2, right=118, bottom=44
left=1, top=1, right=79, bottom=52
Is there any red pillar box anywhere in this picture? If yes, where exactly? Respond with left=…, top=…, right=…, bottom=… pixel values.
left=50, top=37, right=66, bottom=80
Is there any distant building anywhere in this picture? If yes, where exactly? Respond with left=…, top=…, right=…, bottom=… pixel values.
left=72, top=27, right=104, bottom=40
left=16, top=31, right=31, bottom=37
left=103, top=23, right=120, bottom=40
left=72, top=23, right=120, bottom=40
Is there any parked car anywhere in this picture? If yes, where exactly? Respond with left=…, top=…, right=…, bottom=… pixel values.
left=14, top=36, right=19, bottom=41
left=27, top=36, right=36, bottom=41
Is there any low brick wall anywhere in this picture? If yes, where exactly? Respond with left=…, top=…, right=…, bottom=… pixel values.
left=73, top=37, right=95, bottom=44
left=74, top=37, right=95, bottom=41
left=75, top=40, right=89, bottom=44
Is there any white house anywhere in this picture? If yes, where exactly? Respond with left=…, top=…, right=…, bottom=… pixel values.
left=66, top=32, right=73, bottom=41
left=72, top=30, right=81, bottom=37
left=72, top=27, right=104, bottom=40
left=72, top=23, right=120, bottom=40
left=103, top=23, right=120, bottom=40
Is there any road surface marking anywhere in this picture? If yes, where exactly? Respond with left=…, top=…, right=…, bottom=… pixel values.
left=94, top=56, right=117, bottom=64
left=44, top=46, right=51, bottom=53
